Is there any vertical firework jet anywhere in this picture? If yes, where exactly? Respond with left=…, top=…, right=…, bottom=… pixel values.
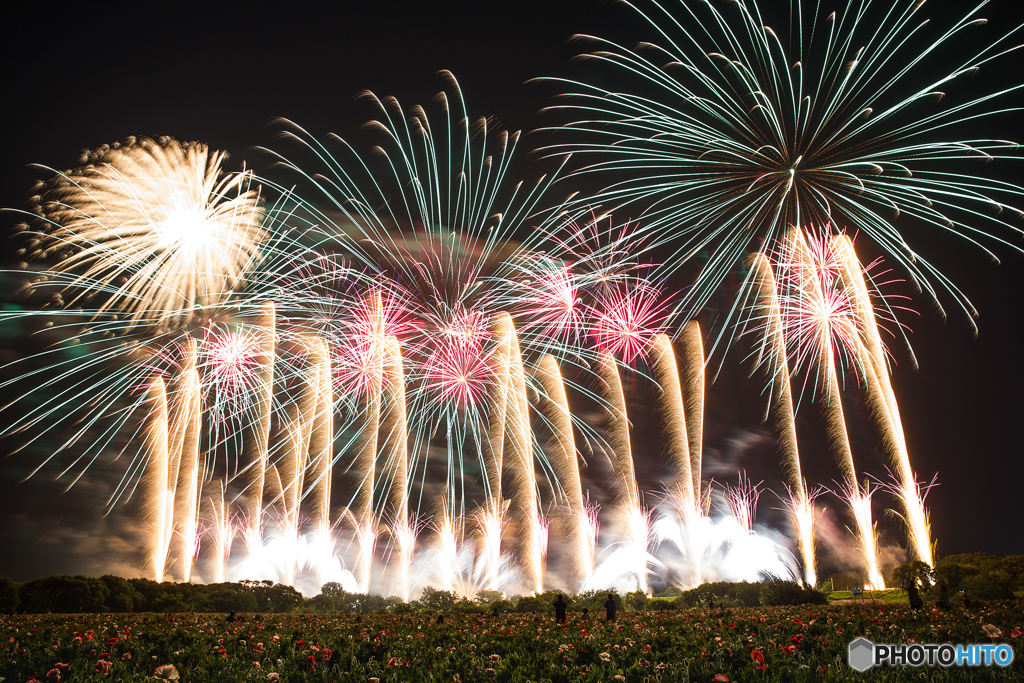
left=352, top=290, right=385, bottom=593
left=143, top=376, right=174, bottom=583
left=241, top=303, right=276, bottom=545
left=173, top=366, right=202, bottom=582
left=651, top=334, right=695, bottom=517
left=305, top=338, right=333, bottom=536
left=784, top=229, right=884, bottom=589
left=598, top=353, right=647, bottom=593
left=832, top=235, right=934, bottom=567
left=747, top=253, right=817, bottom=586
left=533, top=354, right=593, bottom=589
left=505, top=322, right=542, bottom=594
left=379, top=336, right=413, bottom=600
left=678, top=322, right=704, bottom=507
left=481, top=313, right=512, bottom=590
left=205, top=480, right=233, bottom=584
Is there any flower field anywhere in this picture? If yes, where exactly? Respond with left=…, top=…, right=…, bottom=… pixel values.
left=1, top=603, right=1021, bottom=682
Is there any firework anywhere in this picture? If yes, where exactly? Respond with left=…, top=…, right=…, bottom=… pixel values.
left=833, top=235, right=934, bottom=566
left=544, top=0, right=1024, bottom=341
left=240, top=303, right=276, bottom=545
left=143, top=377, right=174, bottom=583
left=746, top=252, right=817, bottom=585
left=532, top=354, right=592, bottom=589
left=24, top=136, right=265, bottom=327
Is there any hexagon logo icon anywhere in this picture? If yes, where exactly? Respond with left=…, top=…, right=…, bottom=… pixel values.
left=848, top=637, right=875, bottom=672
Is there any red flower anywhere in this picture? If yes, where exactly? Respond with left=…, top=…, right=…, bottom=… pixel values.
left=751, top=650, right=765, bottom=665
left=712, top=675, right=729, bottom=682
left=108, top=638, right=119, bottom=645
left=1011, top=630, right=1022, bottom=638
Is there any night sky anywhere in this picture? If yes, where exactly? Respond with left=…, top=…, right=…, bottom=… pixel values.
left=0, top=0, right=1022, bottom=584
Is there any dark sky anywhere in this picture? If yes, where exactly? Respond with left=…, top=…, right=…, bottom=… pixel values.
left=0, top=0, right=1022, bottom=584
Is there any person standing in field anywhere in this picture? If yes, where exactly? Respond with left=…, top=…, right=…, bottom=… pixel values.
left=553, top=594, right=567, bottom=623
left=604, top=593, right=617, bottom=622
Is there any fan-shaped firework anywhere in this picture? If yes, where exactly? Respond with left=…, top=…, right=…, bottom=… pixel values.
left=543, top=0, right=1024, bottom=335
left=23, top=136, right=266, bottom=328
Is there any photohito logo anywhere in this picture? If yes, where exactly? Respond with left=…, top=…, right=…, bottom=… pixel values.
left=847, top=637, right=1015, bottom=671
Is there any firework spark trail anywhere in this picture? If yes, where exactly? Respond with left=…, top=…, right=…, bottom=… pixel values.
left=173, top=366, right=202, bottom=582
left=678, top=321, right=704, bottom=507
left=480, top=313, right=512, bottom=590
left=240, top=302, right=276, bottom=546
left=532, top=354, right=592, bottom=589
left=205, top=480, right=233, bottom=584
left=786, top=229, right=884, bottom=589
left=651, top=334, right=695, bottom=516
left=25, top=136, right=265, bottom=327
left=542, top=0, right=1024, bottom=348
left=833, top=235, right=933, bottom=567
left=597, top=353, right=647, bottom=593
left=723, top=473, right=763, bottom=535
left=379, top=335, right=412, bottom=600
left=271, top=346, right=319, bottom=584
left=304, top=339, right=333, bottom=536
left=858, top=342, right=934, bottom=568
left=505, top=322, right=542, bottom=594
left=746, top=252, right=816, bottom=585
left=352, top=291, right=385, bottom=593
left=143, top=376, right=174, bottom=583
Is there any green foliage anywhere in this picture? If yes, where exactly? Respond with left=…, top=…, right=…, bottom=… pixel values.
left=892, top=561, right=935, bottom=591
left=416, top=586, right=458, bottom=613
left=100, top=575, right=143, bottom=613
left=759, top=579, right=828, bottom=606
left=512, top=595, right=551, bottom=613
left=675, top=581, right=762, bottom=608
left=933, top=553, right=1024, bottom=599
left=17, top=575, right=109, bottom=613
left=0, top=577, right=17, bottom=614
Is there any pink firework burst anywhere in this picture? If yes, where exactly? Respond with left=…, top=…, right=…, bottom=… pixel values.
left=517, top=259, right=583, bottom=343
left=422, top=337, right=494, bottom=412
left=439, top=306, right=489, bottom=350
left=773, top=229, right=863, bottom=383
left=589, top=278, right=669, bottom=363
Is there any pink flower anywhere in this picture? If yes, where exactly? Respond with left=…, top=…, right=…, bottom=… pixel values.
left=95, top=660, right=113, bottom=675
left=713, top=675, right=730, bottom=683
left=265, top=675, right=280, bottom=683
left=122, top=653, right=132, bottom=661
left=46, top=669, right=61, bottom=683
left=153, top=664, right=180, bottom=681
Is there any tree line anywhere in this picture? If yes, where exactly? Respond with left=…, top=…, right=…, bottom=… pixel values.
left=1, top=552, right=1018, bottom=615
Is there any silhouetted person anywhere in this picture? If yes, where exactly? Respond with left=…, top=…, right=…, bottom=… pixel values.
left=225, top=611, right=237, bottom=624
left=936, top=582, right=950, bottom=609
left=435, top=613, right=445, bottom=625
left=905, top=580, right=923, bottom=610
left=962, top=590, right=972, bottom=609
left=580, top=608, right=590, bottom=622
left=553, top=595, right=567, bottom=623
left=604, top=593, right=617, bottom=622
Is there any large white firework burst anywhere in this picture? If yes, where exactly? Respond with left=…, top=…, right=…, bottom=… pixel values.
left=27, top=136, right=265, bottom=327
